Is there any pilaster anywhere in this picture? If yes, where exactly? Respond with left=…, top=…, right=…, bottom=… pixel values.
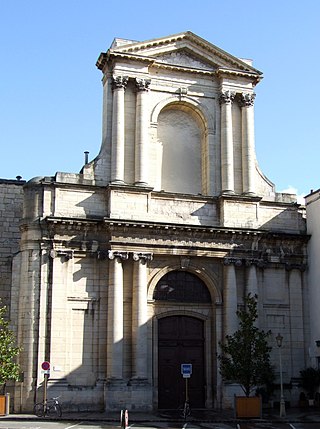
left=132, top=252, right=153, bottom=380
left=135, top=78, right=151, bottom=186
left=220, top=91, right=235, bottom=195
left=223, top=257, right=239, bottom=336
left=239, top=93, right=256, bottom=196
left=111, top=76, right=128, bottom=184
left=107, top=250, right=128, bottom=379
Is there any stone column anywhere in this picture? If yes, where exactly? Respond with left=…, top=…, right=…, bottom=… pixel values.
left=246, top=262, right=258, bottom=326
left=111, top=75, right=128, bottom=184
left=220, top=90, right=235, bottom=194
left=223, top=258, right=239, bottom=336
left=132, top=252, right=153, bottom=379
left=246, top=262, right=258, bottom=298
left=135, top=78, right=151, bottom=186
left=240, top=93, right=256, bottom=195
left=288, top=266, right=305, bottom=376
left=107, top=250, right=128, bottom=379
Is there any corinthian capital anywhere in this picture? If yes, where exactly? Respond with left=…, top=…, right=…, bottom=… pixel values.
left=135, top=78, right=151, bottom=91
left=219, top=90, right=236, bottom=105
left=133, top=252, right=153, bottom=263
left=112, top=75, right=129, bottom=90
left=108, top=250, right=129, bottom=261
left=239, top=92, right=256, bottom=107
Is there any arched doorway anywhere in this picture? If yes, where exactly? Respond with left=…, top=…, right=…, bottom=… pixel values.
left=158, top=315, right=205, bottom=409
left=154, top=270, right=211, bottom=409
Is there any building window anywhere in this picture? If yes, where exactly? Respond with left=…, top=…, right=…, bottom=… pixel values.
left=153, top=270, right=211, bottom=303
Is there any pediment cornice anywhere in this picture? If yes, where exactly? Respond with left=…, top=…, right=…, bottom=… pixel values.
left=97, top=31, right=262, bottom=84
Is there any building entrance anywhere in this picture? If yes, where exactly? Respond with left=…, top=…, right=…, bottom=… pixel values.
left=158, top=315, right=205, bottom=409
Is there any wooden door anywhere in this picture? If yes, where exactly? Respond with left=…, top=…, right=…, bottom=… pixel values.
left=158, top=315, right=205, bottom=409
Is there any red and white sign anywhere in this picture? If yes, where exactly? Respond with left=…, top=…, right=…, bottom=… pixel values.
left=41, top=361, right=50, bottom=371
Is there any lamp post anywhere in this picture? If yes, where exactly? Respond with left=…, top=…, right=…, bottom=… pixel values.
left=276, top=333, right=286, bottom=417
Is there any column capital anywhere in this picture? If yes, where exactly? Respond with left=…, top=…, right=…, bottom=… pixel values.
left=135, top=78, right=151, bottom=91
left=239, top=92, right=256, bottom=107
left=219, top=90, right=236, bottom=105
left=285, top=263, right=307, bottom=272
left=132, top=252, right=153, bottom=263
left=223, top=257, right=242, bottom=267
left=108, top=250, right=129, bottom=261
left=112, top=75, right=129, bottom=90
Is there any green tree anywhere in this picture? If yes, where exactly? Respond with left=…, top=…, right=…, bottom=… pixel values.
left=300, top=367, right=320, bottom=399
left=0, top=300, right=21, bottom=394
left=218, top=294, right=274, bottom=397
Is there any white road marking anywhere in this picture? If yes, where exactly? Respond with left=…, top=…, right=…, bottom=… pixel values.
left=65, top=422, right=83, bottom=429
left=289, top=424, right=296, bottom=429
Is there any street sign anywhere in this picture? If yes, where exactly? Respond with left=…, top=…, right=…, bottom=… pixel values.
left=181, top=363, right=192, bottom=378
left=41, top=361, right=50, bottom=370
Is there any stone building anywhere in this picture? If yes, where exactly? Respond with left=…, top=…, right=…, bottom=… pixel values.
left=305, top=189, right=320, bottom=369
left=5, top=32, right=309, bottom=412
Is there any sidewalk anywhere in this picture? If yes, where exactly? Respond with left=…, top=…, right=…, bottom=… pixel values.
left=1, top=407, right=320, bottom=424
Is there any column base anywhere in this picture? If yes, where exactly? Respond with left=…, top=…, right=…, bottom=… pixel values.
left=111, top=180, right=125, bottom=185
left=134, top=181, right=149, bottom=187
left=242, top=191, right=257, bottom=197
left=221, top=190, right=235, bottom=196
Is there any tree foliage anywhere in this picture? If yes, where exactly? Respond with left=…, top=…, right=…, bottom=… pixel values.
left=218, top=294, right=274, bottom=397
left=300, top=367, right=320, bottom=399
left=0, top=300, right=21, bottom=394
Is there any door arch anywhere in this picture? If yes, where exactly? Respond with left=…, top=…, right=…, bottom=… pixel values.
left=158, top=315, right=205, bottom=409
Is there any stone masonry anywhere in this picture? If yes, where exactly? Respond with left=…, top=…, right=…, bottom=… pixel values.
left=3, top=32, right=311, bottom=413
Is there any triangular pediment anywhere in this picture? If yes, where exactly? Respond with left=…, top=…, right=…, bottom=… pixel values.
left=107, top=31, right=261, bottom=75
left=152, top=50, right=217, bottom=71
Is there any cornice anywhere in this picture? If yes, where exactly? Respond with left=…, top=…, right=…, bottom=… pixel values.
left=97, top=50, right=261, bottom=83
left=116, top=31, right=261, bottom=74
left=215, top=68, right=262, bottom=84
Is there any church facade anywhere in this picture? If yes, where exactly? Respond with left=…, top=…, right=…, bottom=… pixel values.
left=6, top=32, right=309, bottom=412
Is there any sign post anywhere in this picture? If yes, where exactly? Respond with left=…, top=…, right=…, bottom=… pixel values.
left=181, top=364, right=192, bottom=402
left=41, top=361, right=50, bottom=412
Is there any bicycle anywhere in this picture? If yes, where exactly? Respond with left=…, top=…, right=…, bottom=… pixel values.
left=34, top=396, right=62, bottom=417
left=179, top=399, right=191, bottom=419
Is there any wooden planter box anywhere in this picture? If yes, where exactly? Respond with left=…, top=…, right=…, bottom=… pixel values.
left=0, top=395, right=5, bottom=416
left=235, top=395, right=262, bottom=418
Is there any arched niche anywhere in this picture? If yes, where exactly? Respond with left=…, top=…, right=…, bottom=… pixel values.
left=151, top=97, right=214, bottom=195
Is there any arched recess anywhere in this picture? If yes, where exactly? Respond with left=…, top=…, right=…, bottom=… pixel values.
left=151, top=97, right=215, bottom=195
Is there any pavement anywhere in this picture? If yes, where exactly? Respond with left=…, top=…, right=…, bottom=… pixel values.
left=0, top=407, right=320, bottom=424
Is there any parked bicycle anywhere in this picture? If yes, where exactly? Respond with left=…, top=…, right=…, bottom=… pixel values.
left=34, top=396, right=62, bottom=417
left=179, top=399, right=191, bottom=419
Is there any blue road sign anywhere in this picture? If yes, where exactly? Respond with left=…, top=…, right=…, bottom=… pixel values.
left=181, top=363, right=192, bottom=378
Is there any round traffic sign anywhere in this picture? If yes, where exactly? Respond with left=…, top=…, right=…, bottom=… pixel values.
left=41, top=361, right=50, bottom=370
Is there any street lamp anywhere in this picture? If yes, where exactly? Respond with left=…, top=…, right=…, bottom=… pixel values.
left=276, top=333, right=286, bottom=417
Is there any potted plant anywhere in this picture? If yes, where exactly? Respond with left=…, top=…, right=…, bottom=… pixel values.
left=299, top=367, right=320, bottom=406
left=218, top=294, right=274, bottom=418
left=0, top=300, right=21, bottom=415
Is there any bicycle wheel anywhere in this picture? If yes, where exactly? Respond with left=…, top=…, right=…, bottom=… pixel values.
left=47, top=403, right=62, bottom=418
left=55, top=403, right=62, bottom=417
left=181, top=401, right=191, bottom=419
left=34, top=403, right=44, bottom=417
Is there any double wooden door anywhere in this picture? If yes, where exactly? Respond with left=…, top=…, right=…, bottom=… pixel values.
left=158, top=315, right=205, bottom=409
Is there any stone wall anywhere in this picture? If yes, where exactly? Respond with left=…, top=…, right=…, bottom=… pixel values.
left=0, top=179, right=25, bottom=308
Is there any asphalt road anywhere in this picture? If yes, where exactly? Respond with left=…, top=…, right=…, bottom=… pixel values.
left=0, top=421, right=318, bottom=429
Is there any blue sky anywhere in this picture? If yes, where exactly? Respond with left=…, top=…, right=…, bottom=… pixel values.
left=1, top=0, right=319, bottom=200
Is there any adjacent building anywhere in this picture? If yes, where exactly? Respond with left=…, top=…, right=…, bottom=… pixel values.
left=1, top=32, right=311, bottom=412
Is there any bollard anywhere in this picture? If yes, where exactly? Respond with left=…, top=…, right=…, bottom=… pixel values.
left=120, top=409, right=129, bottom=429
left=5, top=393, right=10, bottom=415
